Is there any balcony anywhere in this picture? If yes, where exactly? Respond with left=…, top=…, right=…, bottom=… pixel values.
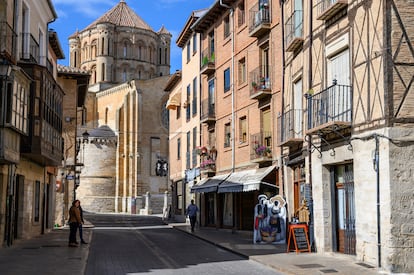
left=0, top=21, right=17, bottom=62
left=249, top=3, right=271, bottom=37
left=278, top=109, right=303, bottom=147
left=316, top=0, right=348, bottom=21
left=250, top=66, right=271, bottom=100
left=19, top=64, right=64, bottom=166
left=200, top=48, right=215, bottom=75
left=21, top=33, right=40, bottom=63
left=200, top=98, right=215, bottom=124
left=306, top=82, right=352, bottom=135
left=251, top=132, right=273, bottom=163
left=285, top=10, right=304, bottom=52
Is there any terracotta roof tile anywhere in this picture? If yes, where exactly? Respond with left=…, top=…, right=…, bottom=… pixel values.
left=75, top=0, right=153, bottom=35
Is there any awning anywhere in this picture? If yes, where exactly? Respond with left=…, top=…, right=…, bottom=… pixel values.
left=217, top=165, right=277, bottom=193
left=191, top=173, right=230, bottom=193
left=166, top=93, right=181, bottom=110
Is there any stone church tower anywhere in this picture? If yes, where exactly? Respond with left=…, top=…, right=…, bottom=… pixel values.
left=69, top=0, right=171, bottom=214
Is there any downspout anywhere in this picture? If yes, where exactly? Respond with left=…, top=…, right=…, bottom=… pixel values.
left=374, top=135, right=381, bottom=267
left=307, top=0, right=315, bottom=251
left=219, top=0, right=235, bottom=172
left=280, top=0, right=286, bottom=199
left=220, top=0, right=236, bottom=230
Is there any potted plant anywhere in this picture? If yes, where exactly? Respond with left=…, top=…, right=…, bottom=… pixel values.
left=202, top=56, right=209, bottom=66
left=209, top=52, right=215, bottom=63
left=252, top=81, right=258, bottom=91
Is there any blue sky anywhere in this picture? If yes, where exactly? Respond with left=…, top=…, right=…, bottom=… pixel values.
left=50, top=0, right=213, bottom=73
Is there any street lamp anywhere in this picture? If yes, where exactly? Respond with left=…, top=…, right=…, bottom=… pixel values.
left=74, top=130, right=89, bottom=200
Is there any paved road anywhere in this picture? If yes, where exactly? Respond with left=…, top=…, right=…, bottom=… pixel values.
left=84, top=213, right=282, bottom=275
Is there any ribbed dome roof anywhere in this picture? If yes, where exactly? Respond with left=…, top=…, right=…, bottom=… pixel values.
left=87, top=125, right=116, bottom=138
left=81, top=0, right=153, bottom=32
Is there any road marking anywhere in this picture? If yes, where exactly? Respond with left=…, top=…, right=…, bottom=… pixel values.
left=91, top=225, right=172, bottom=230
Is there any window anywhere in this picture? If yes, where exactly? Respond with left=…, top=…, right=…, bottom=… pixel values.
left=2, top=80, right=29, bottom=134
left=123, top=41, right=128, bottom=57
left=209, top=31, right=215, bottom=55
left=239, top=116, right=247, bottom=143
left=192, top=77, right=197, bottom=116
left=238, top=58, right=246, bottom=85
left=186, top=41, right=191, bottom=63
left=224, top=123, right=231, bottom=148
left=186, top=84, right=191, bottom=121
left=177, top=138, right=181, bottom=159
left=224, top=15, right=230, bottom=38
left=262, top=108, right=272, bottom=147
left=224, top=68, right=231, bottom=92
left=238, top=1, right=246, bottom=27
left=192, top=33, right=197, bottom=53
left=186, top=131, right=191, bottom=169
left=122, top=68, right=127, bottom=82
left=192, top=127, right=197, bottom=167
left=101, top=63, right=105, bottom=81
left=101, top=37, right=105, bottom=55
left=34, top=180, right=40, bottom=222
left=105, top=107, right=109, bottom=125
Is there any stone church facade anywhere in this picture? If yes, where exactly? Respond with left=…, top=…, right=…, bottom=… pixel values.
left=68, top=0, right=171, bottom=213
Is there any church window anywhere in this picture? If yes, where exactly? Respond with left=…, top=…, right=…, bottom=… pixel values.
left=101, top=63, right=105, bottom=81
left=122, top=69, right=127, bottom=82
left=123, top=41, right=128, bottom=57
left=101, top=37, right=105, bottom=55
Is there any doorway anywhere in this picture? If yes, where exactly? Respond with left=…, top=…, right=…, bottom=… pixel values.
left=332, top=163, right=355, bottom=254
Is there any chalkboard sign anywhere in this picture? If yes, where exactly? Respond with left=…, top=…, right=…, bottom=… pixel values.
left=287, top=224, right=311, bottom=253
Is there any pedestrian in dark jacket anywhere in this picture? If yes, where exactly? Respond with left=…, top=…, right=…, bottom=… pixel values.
left=186, top=199, right=199, bottom=233
left=68, top=200, right=82, bottom=247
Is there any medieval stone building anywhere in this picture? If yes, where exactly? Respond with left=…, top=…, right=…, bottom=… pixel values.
left=67, top=0, right=171, bottom=213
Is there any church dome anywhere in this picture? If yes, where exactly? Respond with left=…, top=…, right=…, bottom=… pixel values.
left=77, top=0, right=153, bottom=34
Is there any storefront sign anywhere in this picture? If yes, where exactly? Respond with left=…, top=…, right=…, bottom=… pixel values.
left=287, top=223, right=311, bottom=253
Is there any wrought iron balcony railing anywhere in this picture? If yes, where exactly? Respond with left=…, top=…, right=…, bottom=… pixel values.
left=278, top=109, right=303, bottom=146
left=0, top=21, right=17, bottom=62
left=21, top=33, right=39, bottom=63
left=249, top=65, right=272, bottom=99
left=306, top=82, right=352, bottom=134
left=248, top=2, right=271, bottom=37
left=316, top=0, right=348, bottom=21
left=250, top=131, right=272, bottom=162
left=200, top=98, right=215, bottom=123
left=285, top=10, right=304, bottom=52
left=200, top=48, right=215, bottom=75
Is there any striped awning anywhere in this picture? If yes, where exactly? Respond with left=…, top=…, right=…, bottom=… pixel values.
left=191, top=173, right=230, bottom=193
left=217, top=166, right=277, bottom=193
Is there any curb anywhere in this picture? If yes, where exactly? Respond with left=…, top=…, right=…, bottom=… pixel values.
left=172, top=226, right=249, bottom=260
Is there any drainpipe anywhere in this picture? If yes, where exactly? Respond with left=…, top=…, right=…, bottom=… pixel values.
left=220, top=0, right=235, bottom=172
left=280, top=0, right=286, bottom=198
left=307, top=0, right=315, bottom=252
left=373, top=134, right=381, bottom=267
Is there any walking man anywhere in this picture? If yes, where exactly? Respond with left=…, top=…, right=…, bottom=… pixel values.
left=186, top=199, right=199, bottom=233
left=68, top=200, right=82, bottom=247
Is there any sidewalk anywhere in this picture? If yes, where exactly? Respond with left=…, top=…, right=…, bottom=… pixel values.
left=0, top=227, right=91, bottom=275
left=0, top=218, right=391, bottom=275
left=171, top=222, right=387, bottom=275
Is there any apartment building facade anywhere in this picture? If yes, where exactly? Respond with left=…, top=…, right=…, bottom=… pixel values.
left=0, top=0, right=65, bottom=246
left=166, top=9, right=207, bottom=222
left=279, top=0, right=414, bottom=272
left=176, top=0, right=283, bottom=231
